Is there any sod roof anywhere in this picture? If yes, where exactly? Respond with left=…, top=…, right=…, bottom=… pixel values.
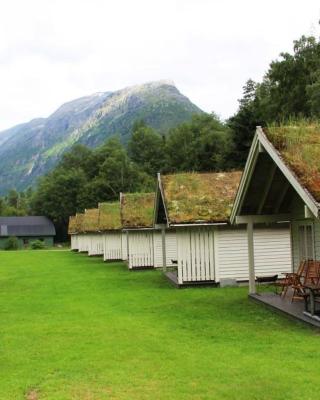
left=265, top=122, right=320, bottom=203
left=98, top=202, right=122, bottom=231
left=75, top=213, right=85, bottom=233
left=83, top=208, right=100, bottom=232
left=68, top=216, right=77, bottom=234
left=160, top=171, right=242, bottom=224
left=121, top=193, right=155, bottom=229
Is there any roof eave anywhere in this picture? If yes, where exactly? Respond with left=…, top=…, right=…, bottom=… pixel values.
left=230, top=126, right=320, bottom=223
left=258, top=127, right=320, bottom=219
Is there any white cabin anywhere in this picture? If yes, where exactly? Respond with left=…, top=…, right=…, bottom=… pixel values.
left=155, top=172, right=292, bottom=286
left=121, top=192, right=176, bottom=270
left=98, top=202, right=126, bottom=262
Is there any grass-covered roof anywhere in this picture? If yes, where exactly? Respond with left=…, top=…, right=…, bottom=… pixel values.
left=68, top=215, right=77, bottom=234
left=121, top=193, right=155, bottom=229
left=161, top=171, right=242, bottom=224
left=98, top=202, right=122, bottom=231
left=265, top=122, right=320, bottom=203
left=83, top=208, right=100, bottom=232
left=75, top=213, right=85, bottom=233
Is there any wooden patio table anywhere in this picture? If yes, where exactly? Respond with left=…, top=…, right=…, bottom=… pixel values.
left=303, top=284, right=320, bottom=318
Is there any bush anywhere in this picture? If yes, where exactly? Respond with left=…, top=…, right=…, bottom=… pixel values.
left=30, top=240, right=46, bottom=250
left=4, top=236, right=19, bottom=250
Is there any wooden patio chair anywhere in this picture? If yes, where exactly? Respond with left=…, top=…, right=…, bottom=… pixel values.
left=291, top=260, right=320, bottom=302
left=305, top=260, right=320, bottom=286
left=276, top=260, right=307, bottom=298
left=291, top=273, right=309, bottom=302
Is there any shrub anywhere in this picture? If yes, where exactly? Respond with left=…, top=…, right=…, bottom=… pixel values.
left=4, top=236, right=19, bottom=250
left=30, top=240, right=46, bottom=250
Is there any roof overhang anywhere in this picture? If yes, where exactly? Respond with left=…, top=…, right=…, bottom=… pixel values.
left=169, top=222, right=228, bottom=227
left=230, top=126, right=320, bottom=223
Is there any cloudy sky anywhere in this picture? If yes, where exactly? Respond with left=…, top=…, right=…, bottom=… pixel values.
left=0, top=0, right=319, bottom=131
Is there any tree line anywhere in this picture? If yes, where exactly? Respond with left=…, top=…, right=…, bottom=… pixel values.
left=1, top=32, right=320, bottom=240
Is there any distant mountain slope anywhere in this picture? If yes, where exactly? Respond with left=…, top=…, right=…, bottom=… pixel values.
left=0, top=81, right=202, bottom=194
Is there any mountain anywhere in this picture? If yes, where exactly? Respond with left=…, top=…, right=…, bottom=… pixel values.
left=0, top=80, right=202, bottom=194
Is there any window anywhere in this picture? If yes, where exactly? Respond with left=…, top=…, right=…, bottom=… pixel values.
left=298, top=224, right=314, bottom=261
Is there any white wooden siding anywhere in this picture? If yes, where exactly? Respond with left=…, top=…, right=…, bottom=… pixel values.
left=71, top=235, right=78, bottom=250
left=166, top=231, right=178, bottom=266
left=217, top=226, right=292, bottom=281
left=153, top=230, right=178, bottom=268
left=128, top=231, right=154, bottom=269
left=176, top=227, right=215, bottom=284
left=121, top=232, right=128, bottom=260
left=313, top=220, right=320, bottom=262
left=88, top=234, right=104, bottom=256
left=103, top=232, right=123, bottom=261
left=78, top=234, right=90, bottom=253
left=153, top=231, right=162, bottom=268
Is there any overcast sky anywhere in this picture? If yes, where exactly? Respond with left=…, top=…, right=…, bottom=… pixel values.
left=0, top=0, right=319, bottom=131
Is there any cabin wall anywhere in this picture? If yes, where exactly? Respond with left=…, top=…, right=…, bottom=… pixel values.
left=103, top=232, right=122, bottom=261
left=175, top=225, right=292, bottom=284
left=88, top=234, right=104, bottom=256
left=0, top=236, right=53, bottom=249
left=78, top=234, right=90, bottom=252
left=127, top=230, right=154, bottom=269
left=71, top=234, right=78, bottom=250
left=121, top=232, right=128, bottom=261
left=176, top=227, right=215, bottom=284
left=217, top=225, right=292, bottom=281
left=153, top=230, right=178, bottom=268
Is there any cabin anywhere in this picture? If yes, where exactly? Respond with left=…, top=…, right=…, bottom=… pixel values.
left=83, top=208, right=104, bottom=256
left=155, top=171, right=292, bottom=286
left=121, top=192, right=166, bottom=269
left=68, top=215, right=78, bottom=250
left=74, top=213, right=88, bottom=253
left=0, top=216, right=55, bottom=249
left=231, top=124, right=320, bottom=292
left=98, top=202, right=127, bottom=261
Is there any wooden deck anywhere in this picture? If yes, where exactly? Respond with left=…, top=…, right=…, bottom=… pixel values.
left=250, top=292, right=320, bottom=328
left=165, top=271, right=217, bottom=288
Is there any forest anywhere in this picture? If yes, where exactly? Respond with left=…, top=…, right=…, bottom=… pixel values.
left=1, top=33, right=320, bottom=239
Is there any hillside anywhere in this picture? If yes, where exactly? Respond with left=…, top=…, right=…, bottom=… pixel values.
left=0, top=81, right=202, bottom=194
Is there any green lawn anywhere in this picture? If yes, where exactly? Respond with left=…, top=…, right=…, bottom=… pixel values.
left=0, top=251, right=319, bottom=400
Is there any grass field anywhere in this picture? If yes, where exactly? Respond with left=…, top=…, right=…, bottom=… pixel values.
left=1, top=250, right=320, bottom=400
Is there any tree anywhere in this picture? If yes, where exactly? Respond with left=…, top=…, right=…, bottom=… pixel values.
left=127, top=121, right=165, bottom=175
left=30, top=137, right=154, bottom=239
left=6, top=189, right=19, bottom=208
left=228, top=79, right=263, bottom=167
left=31, top=168, right=87, bottom=240
left=166, top=113, right=232, bottom=172
left=228, top=33, right=320, bottom=167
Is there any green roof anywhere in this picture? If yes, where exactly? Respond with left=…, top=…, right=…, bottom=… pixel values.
left=75, top=213, right=85, bottom=233
left=160, top=171, right=242, bottom=224
left=83, top=208, right=100, bottom=232
left=98, top=202, right=122, bottom=231
left=68, top=215, right=77, bottom=234
left=121, top=193, right=155, bottom=229
left=266, top=122, right=320, bottom=203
